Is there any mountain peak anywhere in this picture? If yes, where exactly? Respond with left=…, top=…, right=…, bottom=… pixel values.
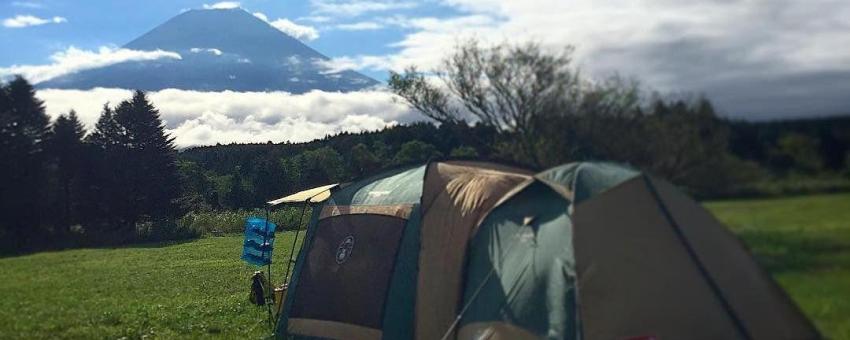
left=38, top=9, right=377, bottom=93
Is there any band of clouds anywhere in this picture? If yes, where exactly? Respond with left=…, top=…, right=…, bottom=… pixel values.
left=0, top=46, right=182, bottom=84
left=36, top=88, right=416, bottom=147
left=3, top=14, right=67, bottom=28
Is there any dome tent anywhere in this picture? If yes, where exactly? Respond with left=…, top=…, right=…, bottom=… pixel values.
left=273, top=161, right=819, bottom=340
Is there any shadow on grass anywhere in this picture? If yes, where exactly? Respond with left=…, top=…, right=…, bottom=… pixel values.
left=0, top=237, right=203, bottom=259
left=109, top=237, right=200, bottom=249
left=737, top=229, right=850, bottom=274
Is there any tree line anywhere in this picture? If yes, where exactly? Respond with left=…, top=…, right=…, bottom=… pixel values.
left=1, top=77, right=180, bottom=254
left=182, top=41, right=849, bottom=212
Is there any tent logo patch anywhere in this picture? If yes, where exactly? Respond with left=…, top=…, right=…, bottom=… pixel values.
left=335, top=235, right=355, bottom=264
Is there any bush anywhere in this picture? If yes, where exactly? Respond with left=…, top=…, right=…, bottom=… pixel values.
left=137, top=219, right=202, bottom=242
left=712, top=173, right=850, bottom=199
left=177, top=207, right=311, bottom=236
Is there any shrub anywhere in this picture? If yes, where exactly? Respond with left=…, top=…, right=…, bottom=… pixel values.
left=177, top=207, right=311, bottom=236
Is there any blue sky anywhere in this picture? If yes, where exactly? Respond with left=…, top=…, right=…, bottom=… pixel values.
left=2, top=0, right=849, bottom=146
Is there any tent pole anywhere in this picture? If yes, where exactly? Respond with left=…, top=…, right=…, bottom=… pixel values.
left=264, top=207, right=273, bottom=328
left=265, top=207, right=272, bottom=282
left=284, top=203, right=308, bottom=284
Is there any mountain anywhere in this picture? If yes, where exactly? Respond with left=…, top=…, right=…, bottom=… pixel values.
left=38, top=8, right=378, bottom=92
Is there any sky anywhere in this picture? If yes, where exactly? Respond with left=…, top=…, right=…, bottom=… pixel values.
left=2, top=0, right=850, bottom=147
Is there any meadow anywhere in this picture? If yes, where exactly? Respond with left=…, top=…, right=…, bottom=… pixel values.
left=0, top=193, right=848, bottom=339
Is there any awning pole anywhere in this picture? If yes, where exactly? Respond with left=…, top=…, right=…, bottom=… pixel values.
left=284, top=203, right=309, bottom=284
left=264, top=207, right=274, bottom=328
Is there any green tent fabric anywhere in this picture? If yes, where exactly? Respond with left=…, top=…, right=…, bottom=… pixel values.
left=455, top=162, right=637, bottom=339
left=272, top=161, right=819, bottom=340
left=459, top=181, right=577, bottom=339
left=535, top=161, right=639, bottom=205
left=329, top=165, right=426, bottom=206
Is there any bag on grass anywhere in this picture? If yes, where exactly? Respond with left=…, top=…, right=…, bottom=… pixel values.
left=249, top=271, right=271, bottom=306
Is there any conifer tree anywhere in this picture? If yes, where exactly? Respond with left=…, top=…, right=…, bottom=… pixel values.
left=82, top=93, right=180, bottom=240
left=86, top=104, right=125, bottom=149
left=0, top=76, right=51, bottom=252
left=112, top=91, right=180, bottom=230
left=49, top=110, right=87, bottom=232
left=223, top=166, right=248, bottom=209
left=82, top=104, right=126, bottom=235
left=253, top=158, right=286, bottom=206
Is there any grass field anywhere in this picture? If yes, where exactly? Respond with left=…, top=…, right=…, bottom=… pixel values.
left=706, top=193, right=850, bottom=339
left=0, top=193, right=848, bottom=339
left=0, top=234, right=306, bottom=339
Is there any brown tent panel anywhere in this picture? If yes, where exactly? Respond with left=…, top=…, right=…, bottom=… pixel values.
left=416, top=161, right=532, bottom=340
left=574, top=176, right=747, bottom=340
left=649, top=177, right=820, bottom=340
left=573, top=175, right=820, bottom=340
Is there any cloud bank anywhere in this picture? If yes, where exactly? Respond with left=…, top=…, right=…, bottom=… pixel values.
left=36, top=88, right=416, bottom=147
left=3, top=14, right=66, bottom=28
left=0, top=46, right=181, bottom=83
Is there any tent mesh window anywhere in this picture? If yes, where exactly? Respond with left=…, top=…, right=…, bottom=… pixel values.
left=290, top=213, right=406, bottom=329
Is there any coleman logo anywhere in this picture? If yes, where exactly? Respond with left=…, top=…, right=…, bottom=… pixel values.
left=335, top=235, right=355, bottom=264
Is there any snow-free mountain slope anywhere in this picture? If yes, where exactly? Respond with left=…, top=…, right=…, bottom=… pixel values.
left=39, top=8, right=377, bottom=92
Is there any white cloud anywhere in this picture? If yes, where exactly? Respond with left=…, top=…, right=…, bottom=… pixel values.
left=319, top=14, right=498, bottom=73
left=314, top=55, right=393, bottom=74
left=336, top=21, right=384, bottom=31
left=252, top=12, right=269, bottom=22
left=11, top=2, right=44, bottom=9
left=3, top=15, right=66, bottom=28
left=298, top=15, right=332, bottom=23
left=311, top=0, right=417, bottom=17
left=202, top=1, right=240, bottom=10
left=36, top=88, right=416, bottom=147
left=253, top=12, right=319, bottom=41
left=270, top=19, right=319, bottom=41
left=190, top=47, right=223, bottom=56
left=0, top=46, right=181, bottom=84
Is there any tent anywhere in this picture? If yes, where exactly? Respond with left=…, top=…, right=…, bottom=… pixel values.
left=271, top=161, right=820, bottom=340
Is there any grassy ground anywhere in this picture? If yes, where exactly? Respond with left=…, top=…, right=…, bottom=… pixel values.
left=0, top=193, right=847, bottom=339
left=706, top=193, right=850, bottom=339
left=0, top=233, right=306, bottom=339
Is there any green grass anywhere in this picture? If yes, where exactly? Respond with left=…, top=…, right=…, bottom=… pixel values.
left=0, top=193, right=847, bottom=339
left=706, top=193, right=850, bottom=339
left=0, top=233, right=306, bottom=339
